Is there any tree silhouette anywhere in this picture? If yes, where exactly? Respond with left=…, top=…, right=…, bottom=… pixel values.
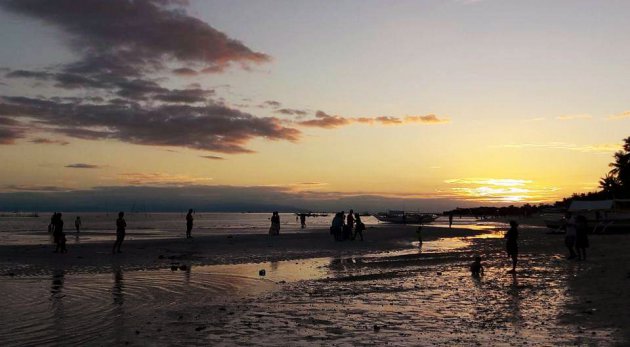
left=600, top=136, right=630, bottom=197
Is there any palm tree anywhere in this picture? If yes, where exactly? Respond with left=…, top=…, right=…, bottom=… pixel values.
left=605, top=136, right=630, bottom=197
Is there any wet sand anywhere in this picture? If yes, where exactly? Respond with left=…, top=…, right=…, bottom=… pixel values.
left=0, top=224, right=627, bottom=346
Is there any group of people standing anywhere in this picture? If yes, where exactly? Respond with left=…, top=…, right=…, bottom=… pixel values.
left=474, top=214, right=592, bottom=277
left=563, top=212, right=590, bottom=260
left=330, top=209, right=366, bottom=241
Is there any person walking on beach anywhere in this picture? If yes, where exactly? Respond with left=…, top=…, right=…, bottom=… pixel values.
left=505, top=220, right=519, bottom=273
left=74, top=216, right=82, bottom=233
left=53, top=213, right=67, bottom=253
left=269, top=211, right=280, bottom=236
left=575, top=215, right=589, bottom=261
left=299, top=213, right=306, bottom=229
left=113, top=212, right=126, bottom=254
left=416, top=226, right=423, bottom=247
left=185, top=209, right=194, bottom=239
left=353, top=213, right=365, bottom=241
left=448, top=213, right=453, bottom=228
left=563, top=212, right=577, bottom=259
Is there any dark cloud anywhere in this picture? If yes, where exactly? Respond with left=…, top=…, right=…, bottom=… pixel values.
left=154, top=88, right=214, bottom=103
left=3, top=184, right=68, bottom=192
left=260, top=100, right=281, bottom=108
left=65, top=163, right=101, bottom=169
left=1, top=0, right=270, bottom=75
left=29, top=137, right=69, bottom=145
left=298, top=111, right=351, bottom=129
left=0, top=0, right=298, bottom=153
left=0, top=116, right=26, bottom=144
left=201, top=155, right=225, bottom=160
left=0, top=96, right=301, bottom=153
left=275, top=108, right=309, bottom=116
left=298, top=112, right=450, bottom=128
left=0, top=184, right=480, bottom=212
left=172, top=67, right=198, bottom=76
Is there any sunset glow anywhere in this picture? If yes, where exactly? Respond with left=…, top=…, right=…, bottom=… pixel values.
left=0, top=0, right=628, bottom=211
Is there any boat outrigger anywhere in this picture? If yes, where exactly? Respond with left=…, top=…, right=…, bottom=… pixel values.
left=373, top=210, right=438, bottom=224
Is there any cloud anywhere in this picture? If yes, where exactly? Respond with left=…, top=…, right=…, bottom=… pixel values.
left=499, top=142, right=621, bottom=153
left=608, top=111, right=630, bottom=120
left=1, top=0, right=270, bottom=75
left=2, top=184, right=69, bottom=192
left=297, top=111, right=450, bottom=129
left=556, top=114, right=592, bottom=121
left=275, top=108, right=309, bottom=116
left=0, top=96, right=301, bottom=153
left=0, top=184, right=486, bottom=212
left=29, top=137, right=69, bottom=145
left=260, top=100, right=281, bottom=109
left=200, top=155, right=225, bottom=160
left=65, top=163, right=101, bottom=169
left=118, top=172, right=213, bottom=186
left=0, top=116, right=27, bottom=144
left=444, top=178, right=559, bottom=203
left=0, top=1, right=301, bottom=154
left=172, top=67, right=198, bottom=76
left=298, top=111, right=351, bottom=129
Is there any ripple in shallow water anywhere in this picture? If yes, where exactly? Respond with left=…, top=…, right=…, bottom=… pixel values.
left=0, top=266, right=276, bottom=346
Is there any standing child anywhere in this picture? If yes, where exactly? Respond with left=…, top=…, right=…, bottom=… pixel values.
left=74, top=216, right=81, bottom=233
left=185, top=209, right=194, bottom=239
left=112, top=212, right=126, bottom=254
left=505, top=220, right=519, bottom=273
left=353, top=213, right=365, bottom=241
left=470, top=256, right=484, bottom=276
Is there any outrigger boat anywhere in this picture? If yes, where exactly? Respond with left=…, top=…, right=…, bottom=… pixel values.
left=544, top=199, right=630, bottom=233
left=373, top=210, right=438, bottom=224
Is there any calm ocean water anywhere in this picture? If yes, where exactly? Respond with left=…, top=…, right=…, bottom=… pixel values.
left=0, top=213, right=508, bottom=245
left=0, top=212, right=384, bottom=245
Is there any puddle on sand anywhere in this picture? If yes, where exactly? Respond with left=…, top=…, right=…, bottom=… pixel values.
left=0, top=258, right=330, bottom=347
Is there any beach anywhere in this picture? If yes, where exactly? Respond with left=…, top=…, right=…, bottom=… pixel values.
left=0, top=220, right=628, bottom=346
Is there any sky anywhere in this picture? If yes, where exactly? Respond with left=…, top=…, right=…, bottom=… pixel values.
left=0, top=0, right=628, bottom=211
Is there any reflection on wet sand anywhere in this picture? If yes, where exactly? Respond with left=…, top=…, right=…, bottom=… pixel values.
left=50, top=269, right=65, bottom=345
left=111, top=265, right=125, bottom=345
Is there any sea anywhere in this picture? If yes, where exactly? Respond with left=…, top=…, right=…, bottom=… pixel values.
left=0, top=212, right=509, bottom=245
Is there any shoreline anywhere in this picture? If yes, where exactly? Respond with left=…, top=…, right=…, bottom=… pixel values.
left=1, top=223, right=627, bottom=345
left=0, top=225, right=486, bottom=276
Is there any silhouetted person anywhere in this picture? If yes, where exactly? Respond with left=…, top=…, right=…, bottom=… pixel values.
left=53, top=213, right=67, bottom=253
left=331, top=212, right=344, bottom=241
left=74, top=216, right=81, bottom=233
left=269, top=211, right=280, bottom=235
left=186, top=209, right=194, bottom=239
left=563, top=212, right=577, bottom=259
left=299, top=213, right=306, bottom=229
left=416, top=226, right=423, bottom=247
left=448, top=213, right=453, bottom=228
left=470, top=256, right=484, bottom=277
left=402, top=212, right=407, bottom=224
left=505, top=220, right=518, bottom=273
left=343, top=210, right=354, bottom=240
left=48, top=212, right=56, bottom=233
left=575, top=215, right=589, bottom=261
left=113, top=212, right=126, bottom=254
left=353, top=213, right=365, bottom=241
